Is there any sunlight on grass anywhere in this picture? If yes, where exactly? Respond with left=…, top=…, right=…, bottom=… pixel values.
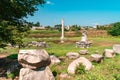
left=1, top=36, right=120, bottom=80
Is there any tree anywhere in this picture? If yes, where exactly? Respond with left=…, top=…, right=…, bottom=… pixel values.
left=0, top=0, right=45, bottom=48
left=0, top=0, right=45, bottom=23
left=34, top=22, right=40, bottom=27
left=70, top=25, right=81, bottom=31
left=54, top=24, right=62, bottom=31
left=45, top=25, right=53, bottom=30
left=96, top=25, right=110, bottom=30
left=108, top=22, right=120, bottom=36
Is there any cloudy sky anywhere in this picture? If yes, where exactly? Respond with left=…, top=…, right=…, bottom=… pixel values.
left=25, top=0, right=120, bottom=26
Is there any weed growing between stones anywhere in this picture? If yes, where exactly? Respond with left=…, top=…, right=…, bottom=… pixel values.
left=7, top=53, right=18, bottom=59
left=75, top=64, right=86, bottom=74
left=7, top=72, right=15, bottom=79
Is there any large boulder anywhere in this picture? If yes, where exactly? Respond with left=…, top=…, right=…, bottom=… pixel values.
left=66, top=52, right=80, bottom=59
left=104, top=49, right=115, bottom=58
left=19, top=66, right=55, bottom=80
left=113, top=44, right=120, bottom=54
left=67, top=57, right=93, bottom=74
left=50, top=55, right=61, bottom=65
left=18, top=49, right=51, bottom=69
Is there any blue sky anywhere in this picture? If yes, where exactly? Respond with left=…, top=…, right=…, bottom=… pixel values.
left=25, top=0, right=120, bottom=26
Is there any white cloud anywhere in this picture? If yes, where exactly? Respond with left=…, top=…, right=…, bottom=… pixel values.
left=46, top=1, right=54, bottom=5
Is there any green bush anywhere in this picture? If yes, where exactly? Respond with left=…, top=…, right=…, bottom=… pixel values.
left=7, top=54, right=18, bottom=59
left=7, top=72, right=15, bottom=79
left=108, top=22, right=120, bottom=36
left=75, top=64, right=86, bottom=74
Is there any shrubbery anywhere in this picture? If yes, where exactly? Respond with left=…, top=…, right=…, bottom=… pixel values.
left=75, top=64, right=86, bottom=74
left=108, top=22, right=120, bottom=36
left=7, top=54, right=18, bottom=59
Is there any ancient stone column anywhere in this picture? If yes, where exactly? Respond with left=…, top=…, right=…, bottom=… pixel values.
left=60, top=18, right=64, bottom=43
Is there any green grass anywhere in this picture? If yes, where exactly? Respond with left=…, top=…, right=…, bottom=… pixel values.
left=75, top=55, right=120, bottom=80
left=22, top=36, right=119, bottom=56
left=30, top=30, right=61, bottom=34
left=46, top=42, right=79, bottom=56
left=1, top=36, right=119, bottom=59
left=1, top=36, right=120, bottom=80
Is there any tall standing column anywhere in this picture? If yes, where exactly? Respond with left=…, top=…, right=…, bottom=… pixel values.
left=60, top=18, right=64, bottom=43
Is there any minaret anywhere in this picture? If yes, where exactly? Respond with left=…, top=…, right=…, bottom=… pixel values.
left=60, top=18, right=64, bottom=43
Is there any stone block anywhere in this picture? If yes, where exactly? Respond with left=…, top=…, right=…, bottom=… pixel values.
left=18, top=49, right=51, bottom=69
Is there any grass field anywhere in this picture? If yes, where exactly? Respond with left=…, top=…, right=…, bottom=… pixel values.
left=0, top=30, right=120, bottom=80
left=22, top=36, right=120, bottom=57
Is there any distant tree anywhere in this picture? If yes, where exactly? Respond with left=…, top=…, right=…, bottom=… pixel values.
left=83, top=26, right=89, bottom=30
left=25, top=22, right=34, bottom=28
left=34, top=22, right=40, bottom=27
left=70, top=25, right=81, bottom=31
left=54, top=24, right=62, bottom=31
left=25, top=22, right=41, bottom=27
left=45, top=25, right=53, bottom=30
left=96, top=25, right=109, bottom=30
left=108, top=22, right=120, bottom=36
